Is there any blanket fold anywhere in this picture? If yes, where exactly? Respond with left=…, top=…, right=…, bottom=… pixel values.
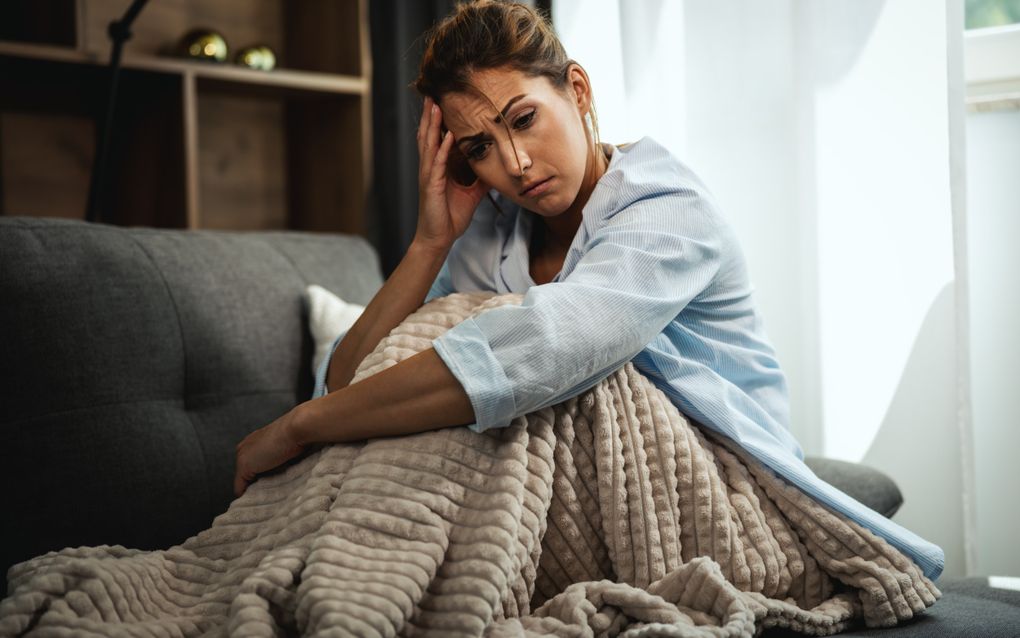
left=0, top=292, right=939, bottom=637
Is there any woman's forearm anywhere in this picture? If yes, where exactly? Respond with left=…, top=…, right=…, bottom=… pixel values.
left=294, top=347, right=475, bottom=444
left=325, top=241, right=449, bottom=393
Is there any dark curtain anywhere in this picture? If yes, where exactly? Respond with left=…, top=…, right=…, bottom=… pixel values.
left=367, top=0, right=458, bottom=276
left=367, top=0, right=550, bottom=276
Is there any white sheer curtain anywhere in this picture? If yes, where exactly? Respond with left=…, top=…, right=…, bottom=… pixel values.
left=554, top=0, right=974, bottom=577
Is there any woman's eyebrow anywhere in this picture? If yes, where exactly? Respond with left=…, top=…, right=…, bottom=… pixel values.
left=457, top=94, right=527, bottom=147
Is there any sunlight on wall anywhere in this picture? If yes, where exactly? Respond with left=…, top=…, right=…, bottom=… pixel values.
left=802, top=1, right=967, bottom=576
left=806, top=1, right=957, bottom=462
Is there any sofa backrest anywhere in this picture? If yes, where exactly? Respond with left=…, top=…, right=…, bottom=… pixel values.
left=0, top=217, right=384, bottom=597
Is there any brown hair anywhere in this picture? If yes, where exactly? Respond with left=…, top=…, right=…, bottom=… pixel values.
left=413, top=0, right=602, bottom=181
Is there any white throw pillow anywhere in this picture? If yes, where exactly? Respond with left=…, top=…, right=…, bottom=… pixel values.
left=305, top=284, right=366, bottom=377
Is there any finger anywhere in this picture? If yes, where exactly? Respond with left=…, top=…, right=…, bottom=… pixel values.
left=233, top=472, right=246, bottom=498
left=421, top=101, right=441, bottom=160
left=419, top=105, right=442, bottom=185
left=432, top=130, right=455, bottom=178
left=424, top=108, right=448, bottom=186
left=416, top=96, right=432, bottom=154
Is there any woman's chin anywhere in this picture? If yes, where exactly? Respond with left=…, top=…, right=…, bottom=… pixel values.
left=497, top=187, right=570, bottom=216
left=521, top=196, right=570, bottom=217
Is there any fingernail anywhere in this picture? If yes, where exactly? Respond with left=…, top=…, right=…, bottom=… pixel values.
left=432, top=104, right=439, bottom=115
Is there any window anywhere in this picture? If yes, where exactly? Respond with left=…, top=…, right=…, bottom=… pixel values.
left=966, top=0, right=1020, bottom=30
left=964, top=1, right=1020, bottom=107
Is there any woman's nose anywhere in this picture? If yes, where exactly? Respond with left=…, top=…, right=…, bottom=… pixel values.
left=499, top=141, right=532, bottom=177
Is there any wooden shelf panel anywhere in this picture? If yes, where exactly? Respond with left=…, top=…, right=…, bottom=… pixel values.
left=188, top=91, right=368, bottom=234
left=0, top=41, right=368, bottom=97
left=286, top=95, right=368, bottom=235
left=0, top=112, right=93, bottom=219
left=196, top=94, right=288, bottom=230
left=0, top=54, right=187, bottom=226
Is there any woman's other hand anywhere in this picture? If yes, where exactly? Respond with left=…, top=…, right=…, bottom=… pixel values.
left=233, top=406, right=308, bottom=498
left=414, top=96, right=488, bottom=252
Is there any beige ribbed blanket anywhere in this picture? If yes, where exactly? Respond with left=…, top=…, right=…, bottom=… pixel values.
left=1, top=292, right=939, bottom=637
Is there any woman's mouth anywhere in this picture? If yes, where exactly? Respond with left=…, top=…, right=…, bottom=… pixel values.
left=520, top=177, right=553, bottom=197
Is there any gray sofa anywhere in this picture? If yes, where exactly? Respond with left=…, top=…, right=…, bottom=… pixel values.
left=2, top=216, right=1017, bottom=635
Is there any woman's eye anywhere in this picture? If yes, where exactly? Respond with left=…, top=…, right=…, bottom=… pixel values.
left=463, top=112, right=533, bottom=161
left=514, top=110, right=536, bottom=129
left=466, top=142, right=490, bottom=161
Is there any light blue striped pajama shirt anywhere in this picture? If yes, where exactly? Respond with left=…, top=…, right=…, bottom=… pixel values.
left=313, top=136, right=945, bottom=580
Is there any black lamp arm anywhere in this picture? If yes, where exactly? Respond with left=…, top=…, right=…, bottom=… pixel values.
left=84, top=0, right=151, bottom=224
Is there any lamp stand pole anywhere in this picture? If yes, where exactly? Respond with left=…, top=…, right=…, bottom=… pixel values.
left=85, top=0, right=150, bottom=224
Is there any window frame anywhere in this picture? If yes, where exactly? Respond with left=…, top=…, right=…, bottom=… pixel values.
left=965, top=23, right=1020, bottom=111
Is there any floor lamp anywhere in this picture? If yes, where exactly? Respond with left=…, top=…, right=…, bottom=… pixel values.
left=84, top=0, right=150, bottom=224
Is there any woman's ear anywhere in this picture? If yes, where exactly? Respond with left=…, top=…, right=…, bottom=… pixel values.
left=565, top=63, right=593, bottom=115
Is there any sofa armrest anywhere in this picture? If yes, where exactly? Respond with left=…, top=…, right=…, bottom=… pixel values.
left=804, top=456, right=904, bottom=518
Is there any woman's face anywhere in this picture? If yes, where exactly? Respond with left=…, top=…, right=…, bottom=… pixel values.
left=439, top=66, right=592, bottom=218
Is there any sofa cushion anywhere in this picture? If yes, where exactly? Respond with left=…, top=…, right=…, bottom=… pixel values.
left=0, top=217, right=384, bottom=598
left=305, top=284, right=365, bottom=376
left=763, top=577, right=1020, bottom=637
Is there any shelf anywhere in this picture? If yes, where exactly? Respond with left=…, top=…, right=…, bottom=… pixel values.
left=0, top=54, right=187, bottom=225
left=0, top=40, right=368, bottom=97
left=0, top=0, right=371, bottom=235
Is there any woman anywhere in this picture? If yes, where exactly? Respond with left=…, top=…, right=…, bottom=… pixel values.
left=234, top=0, right=942, bottom=579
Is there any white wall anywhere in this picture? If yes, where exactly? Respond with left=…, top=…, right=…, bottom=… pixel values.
left=966, top=108, right=1020, bottom=577
left=805, top=2, right=957, bottom=463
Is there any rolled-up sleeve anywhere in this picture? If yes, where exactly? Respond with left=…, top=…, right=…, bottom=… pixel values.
left=432, top=193, right=724, bottom=432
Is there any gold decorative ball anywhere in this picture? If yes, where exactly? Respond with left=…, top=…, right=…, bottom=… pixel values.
left=178, top=29, right=228, bottom=63
left=235, top=45, right=276, bottom=71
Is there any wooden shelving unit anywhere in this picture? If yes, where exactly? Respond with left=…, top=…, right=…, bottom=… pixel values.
left=0, top=0, right=372, bottom=234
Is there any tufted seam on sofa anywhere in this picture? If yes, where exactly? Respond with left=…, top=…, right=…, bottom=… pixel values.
left=257, top=237, right=311, bottom=333
left=257, top=237, right=305, bottom=282
left=124, top=232, right=215, bottom=522
left=0, top=390, right=296, bottom=427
